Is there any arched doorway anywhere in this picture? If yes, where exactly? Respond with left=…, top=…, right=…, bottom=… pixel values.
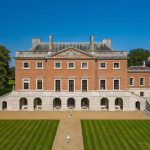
left=135, top=101, right=140, bottom=110
left=100, top=98, right=109, bottom=110
left=81, top=98, right=89, bottom=109
left=115, top=98, right=123, bottom=110
left=53, top=98, right=61, bottom=109
left=20, top=98, right=28, bottom=110
left=67, top=98, right=75, bottom=109
left=34, top=98, right=42, bottom=110
left=2, top=101, right=7, bottom=110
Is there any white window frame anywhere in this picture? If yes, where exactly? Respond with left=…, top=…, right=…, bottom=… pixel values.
left=67, top=61, right=75, bottom=69
left=99, top=62, right=107, bottom=69
left=129, top=77, right=134, bottom=86
left=113, top=79, right=120, bottom=90
left=54, top=62, right=62, bottom=69
left=139, top=77, right=145, bottom=86
left=99, top=79, right=107, bottom=90
left=68, top=79, right=75, bottom=91
left=54, top=79, right=62, bottom=91
left=36, top=78, right=43, bottom=90
left=81, top=79, right=88, bottom=91
left=22, top=62, right=30, bottom=69
left=81, top=62, right=88, bottom=69
left=113, top=62, right=120, bottom=69
left=36, top=61, right=43, bottom=69
left=22, top=78, right=30, bottom=90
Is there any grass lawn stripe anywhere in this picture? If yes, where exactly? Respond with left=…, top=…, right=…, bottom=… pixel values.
left=25, top=120, right=45, bottom=150
left=32, top=120, right=49, bottom=150
left=82, top=120, right=150, bottom=150
left=116, top=120, right=135, bottom=150
left=98, top=120, right=113, bottom=150
left=21, top=120, right=42, bottom=150
left=0, top=120, right=25, bottom=149
left=104, top=120, right=122, bottom=150
left=12, top=120, right=37, bottom=150
left=124, top=120, right=146, bottom=150
left=0, top=120, right=59, bottom=150
left=132, top=121, right=150, bottom=149
left=81, top=121, right=88, bottom=150
left=46, top=121, right=59, bottom=149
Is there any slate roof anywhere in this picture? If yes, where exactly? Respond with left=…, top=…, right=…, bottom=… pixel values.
left=128, top=66, right=150, bottom=71
left=33, top=42, right=112, bottom=51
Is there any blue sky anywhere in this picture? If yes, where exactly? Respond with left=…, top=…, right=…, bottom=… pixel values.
left=0, top=0, right=150, bottom=66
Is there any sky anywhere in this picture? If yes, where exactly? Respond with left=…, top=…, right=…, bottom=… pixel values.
left=0, top=0, right=150, bottom=66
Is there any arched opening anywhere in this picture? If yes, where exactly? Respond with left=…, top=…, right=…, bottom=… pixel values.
left=135, top=101, right=140, bottom=110
left=67, top=98, right=75, bottom=109
left=53, top=98, right=61, bottom=109
left=81, top=98, right=89, bottom=109
left=2, top=101, right=7, bottom=110
left=34, top=98, right=42, bottom=110
left=115, top=98, right=123, bottom=110
left=20, top=98, right=28, bottom=110
left=100, top=98, right=109, bottom=110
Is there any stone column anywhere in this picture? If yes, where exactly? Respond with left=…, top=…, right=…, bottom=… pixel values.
left=109, top=97, right=115, bottom=111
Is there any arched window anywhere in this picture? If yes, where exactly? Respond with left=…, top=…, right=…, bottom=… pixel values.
left=67, top=98, right=75, bottom=109
left=115, top=98, right=123, bottom=110
left=81, top=98, right=89, bottom=109
left=2, top=101, right=7, bottom=110
left=20, top=98, right=28, bottom=110
left=100, top=98, right=109, bottom=109
left=53, top=98, right=61, bottom=109
left=34, top=98, right=42, bottom=110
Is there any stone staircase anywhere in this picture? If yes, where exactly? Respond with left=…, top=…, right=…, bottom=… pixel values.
left=0, top=91, right=13, bottom=101
left=130, top=92, right=150, bottom=114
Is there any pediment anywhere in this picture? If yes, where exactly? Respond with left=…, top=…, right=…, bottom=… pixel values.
left=50, top=48, right=93, bottom=59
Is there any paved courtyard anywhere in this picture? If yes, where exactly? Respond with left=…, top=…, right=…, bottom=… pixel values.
left=0, top=111, right=149, bottom=150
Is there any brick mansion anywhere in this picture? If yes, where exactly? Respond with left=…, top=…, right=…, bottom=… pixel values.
left=0, top=36, right=150, bottom=111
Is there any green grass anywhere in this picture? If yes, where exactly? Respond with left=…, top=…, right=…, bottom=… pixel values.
left=0, top=120, right=59, bottom=150
left=81, top=120, right=150, bottom=150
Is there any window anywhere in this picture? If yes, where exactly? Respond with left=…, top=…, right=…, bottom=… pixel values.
left=140, top=78, right=144, bottom=86
left=113, top=62, right=120, bottom=69
left=23, top=62, right=30, bottom=69
left=81, top=62, right=88, bottom=69
left=23, top=78, right=30, bottom=90
left=68, top=80, right=74, bottom=91
left=36, top=78, right=43, bottom=90
left=36, top=62, right=43, bottom=69
left=100, top=80, right=106, bottom=90
left=113, top=79, right=120, bottom=90
left=140, top=92, right=144, bottom=97
left=99, top=62, right=107, bottom=69
left=55, top=80, right=61, bottom=91
left=129, top=78, right=134, bottom=86
left=82, top=80, right=88, bottom=91
left=54, top=62, right=61, bottom=69
left=68, top=62, right=75, bottom=69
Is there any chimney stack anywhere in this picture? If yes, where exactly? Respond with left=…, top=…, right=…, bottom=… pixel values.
left=49, top=35, right=53, bottom=51
left=90, top=35, right=94, bottom=51
left=103, top=38, right=112, bottom=48
left=143, top=61, right=146, bottom=67
left=32, top=38, right=41, bottom=50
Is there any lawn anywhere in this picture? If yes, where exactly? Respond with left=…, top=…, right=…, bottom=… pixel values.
left=81, top=120, right=150, bottom=150
left=0, top=120, right=59, bottom=150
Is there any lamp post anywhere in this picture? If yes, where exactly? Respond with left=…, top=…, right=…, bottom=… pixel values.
left=67, top=131, right=71, bottom=143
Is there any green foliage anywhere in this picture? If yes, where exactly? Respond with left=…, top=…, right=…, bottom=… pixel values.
left=0, top=120, right=59, bottom=150
left=128, top=48, right=150, bottom=66
left=9, top=66, right=15, bottom=80
left=0, top=45, right=11, bottom=96
left=81, top=120, right=150, bottom=150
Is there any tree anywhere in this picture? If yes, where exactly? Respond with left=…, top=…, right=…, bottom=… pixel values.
left=128, top=48, right=150, bottom=66
left=9, top=66, right=15, bottom=80
left=0, top=45, right=11, bottom=96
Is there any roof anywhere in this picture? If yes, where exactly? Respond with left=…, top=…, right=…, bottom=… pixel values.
left=33, top=42, right=112, bottom=51
left=128, top=66, right=150, bottom=72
